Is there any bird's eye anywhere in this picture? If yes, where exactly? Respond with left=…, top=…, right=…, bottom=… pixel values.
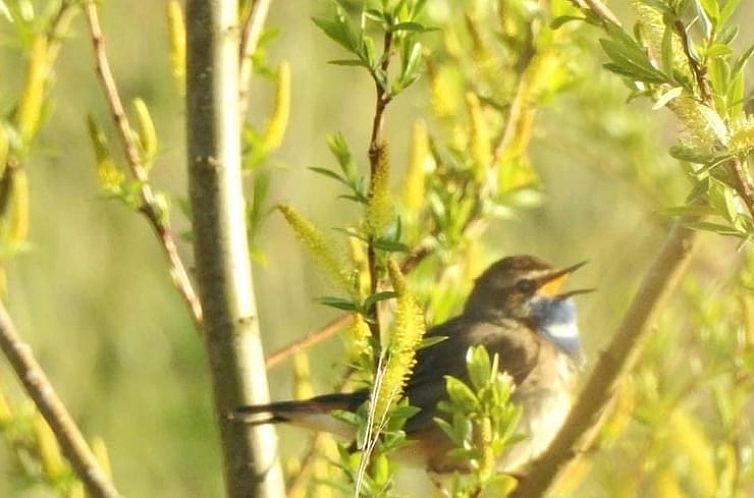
left=516, top=279, right=536, bottom=293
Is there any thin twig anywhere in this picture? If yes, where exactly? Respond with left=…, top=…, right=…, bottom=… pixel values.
left=365, top=31, right=395, bottom=344
left=583, top=0, right=621, bottom=25
left=266, top=314, right=354, bottom=370
left=238, top=0, right=273, bottom=118
left=45, top=0, right=77, bottom=65
left=672, top=20, right=754, bottom=219
left=0, top=301, right=122, bottom=498
left=82, top=1, right=203, bottom=329
left=511, top=220, right=700, bottom=498
left=264, top=244, right=432, bottom=369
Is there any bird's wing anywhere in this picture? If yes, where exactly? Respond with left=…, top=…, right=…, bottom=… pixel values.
left=404, top=318, right=541, bottom=432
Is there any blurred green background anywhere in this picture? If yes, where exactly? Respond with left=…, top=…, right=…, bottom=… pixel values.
left=1, top=0, right=753, bottom=497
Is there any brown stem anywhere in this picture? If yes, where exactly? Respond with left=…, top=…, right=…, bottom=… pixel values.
left=0, top=302, right=122, bottom=498
left=238, top=0, right=273, bottom=118
left=365, top=30, right=395, bottom=343
left=264, top=244, right=432, bottom=370
left=266, top=314, right=354, bottom=370
left=673, top=20, right=712, bottom=105
left=510, top=220, right=699, bottom=498
left=82, top=1, right=203, bottom=329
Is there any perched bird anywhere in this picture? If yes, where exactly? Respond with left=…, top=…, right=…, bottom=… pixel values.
left=237, top=255, right=590, bottom=474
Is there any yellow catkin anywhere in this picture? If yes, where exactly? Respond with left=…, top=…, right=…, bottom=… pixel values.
left=466, top=92, right=492, bottom=183
left=292, top=352, right=314, bottom=400
left=347, top=236, right=369, bottom=299
left=33, top=414, right=63, bottom=479
left=17, top=36, right=48, bottom=143
left=9, top=168, right=29, bottom=244
left=166, top=0, right=186, bottom=95
left=365, top=143, right=394, bottom=238
left=669, top=409, right=716, bottom=496
left=668, top=97, right=719, bottom=154
left=347, top=312, right=372, bottom=361
left=262, top=61, right=291, bottom=153
left=729, top=116, right=754, bottom=156
left=0, top=125, right=8, bottom=176
left=91, top=437, right=112, bottom=479
left=0, top=389, right=12, bottom=426
left=278, top=204, right=352, bottom=293
left=403, top=120, right=433, bottom=215
left=553, top=455, right=593, bottom=495
left=371, top=261, right=426, bottom=425
left=86, top=116, right=124, bottom=192
left=601, top=376, right=635, bottom=444
left=652, top=469, right=687, bottom=498
left=132, top=98, right=158, bottom=164
left=631, top=1, right=685, bottom=73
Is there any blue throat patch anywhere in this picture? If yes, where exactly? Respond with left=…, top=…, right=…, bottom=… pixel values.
left=527, top=296, right=583, bottom=358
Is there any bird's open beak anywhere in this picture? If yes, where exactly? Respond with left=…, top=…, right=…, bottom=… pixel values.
left=536, top=260, right=594, bottom=298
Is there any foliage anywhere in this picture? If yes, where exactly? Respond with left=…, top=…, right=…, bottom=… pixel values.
left=0, top=0, right=753, bottom=497
left=434, top=346, right=521, bottom=498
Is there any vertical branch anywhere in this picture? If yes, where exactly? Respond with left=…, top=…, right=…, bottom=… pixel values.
left=238, top=0, right=273, bottom=118
left=185, top=1, right=285, bottom=497
left=0, top=302, right=121, bottom=498
left=82, top=2, right=203, bottom=329
left=365, top=31, right=394, bottom=343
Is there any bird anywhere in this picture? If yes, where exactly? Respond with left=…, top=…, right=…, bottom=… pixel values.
left=236, top=255, right=591, bottom=474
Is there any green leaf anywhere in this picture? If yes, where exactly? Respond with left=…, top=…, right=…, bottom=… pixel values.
left=466, top=346, right=492, bottom=391
left=731, top=43, right=754, bottom=78
left=696, top=0, right=720, bottom=25
left=698, top=105, right=729, bottom=145
left=684, top=221, right=744, bottom=236
left=636, top=0, right=675, bottom=16
left=706, top=43, right=733, bottom=59
left=669, top=145, right=717, bottom=164
left=390, top=21, right=428, bottom=32
left=599, top=38, right=668, bottom=83
left=316, top=296, right=359, bottom=311
left=550, top=15, right=585, bottom=29
left=717, top=24, right=739, bottom=45
left=417, top=335, right=448, bottom=350
left=363, top=291, right=398, bottom=313
left=328, top=59, right=370, bottom=67
left=309, top=166, right=349, bottom=185
left=444, top=376, right=479, bottom=412
left=661, top=25, right=675, bottom=77
left=373, top=238, right=409, bottom=252
left=720, top=0, right=742, bottom=26
left=311, top=3, right=362, bottom=55
left=652, top=86, right=683, bottom=110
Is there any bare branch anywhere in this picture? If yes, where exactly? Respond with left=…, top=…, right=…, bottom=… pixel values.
left=0, top=301, right=122, bottom=498
left=266, top=314, right=353, bottom=370
left=82, top=1, right=203, bottom=329
left=264, top=244, right=432, bottom=369
left=239, top=0, right=273, bottom=118
left=511, top=220, right=700, bottom=498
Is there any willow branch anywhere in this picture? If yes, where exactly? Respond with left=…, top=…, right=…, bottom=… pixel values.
left=186, top=0, right=284, bottom=496
left=266, top=314, right=354, bottom=370
left=510, top=220, right=700, bottom=498
left=82, top=1, right=203, bottom=329
left=264, top=244, right=431, bottom=369
left=0, top=302, right=121, bottom=498
left=239, top=0, right=273, bottom=118
left=365, top=31, right=395, bottom=344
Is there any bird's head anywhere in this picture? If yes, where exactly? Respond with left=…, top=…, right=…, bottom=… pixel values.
left=463, top=255, right=591, bottom=322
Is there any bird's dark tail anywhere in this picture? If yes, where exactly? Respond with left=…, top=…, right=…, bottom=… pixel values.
left=233, top=391, right=368, bottom=436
